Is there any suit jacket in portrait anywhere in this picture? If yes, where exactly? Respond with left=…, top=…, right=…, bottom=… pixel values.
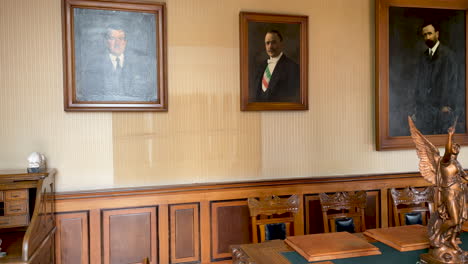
left=250, top=54, right=300, bottom=102
left=413, top=43, right=462, bottom=134
left=76, top=50, right=157, bottom=102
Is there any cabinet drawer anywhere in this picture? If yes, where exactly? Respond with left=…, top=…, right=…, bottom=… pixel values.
left=0, top=215, right=29, bottom=228
left=5, top=201, right=28, bottom=215
left=5, top=189, right=28, bottom=201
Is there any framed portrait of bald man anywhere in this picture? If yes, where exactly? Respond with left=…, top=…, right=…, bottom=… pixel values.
left=62, top=0, right=167, bottom=111
left=376, top=0, right=468, bottom=150
left=240, top=12, right=308, bottom=111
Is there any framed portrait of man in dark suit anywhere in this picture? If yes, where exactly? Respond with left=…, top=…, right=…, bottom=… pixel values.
left=375, top=0, right=468, bottom=150
left=62, top=0, right=167, bottom=111
left=240, top=12, right=308, bottom=111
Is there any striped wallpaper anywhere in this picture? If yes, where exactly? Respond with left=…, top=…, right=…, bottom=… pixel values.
left=0, top=0, right=442, bottom=191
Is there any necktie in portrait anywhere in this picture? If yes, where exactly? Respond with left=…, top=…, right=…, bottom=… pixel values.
left=115, top=57, right=121, bottom=69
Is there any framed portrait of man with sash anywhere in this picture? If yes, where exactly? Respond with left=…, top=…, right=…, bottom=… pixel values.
left=240, top=12, right=308, bottom=111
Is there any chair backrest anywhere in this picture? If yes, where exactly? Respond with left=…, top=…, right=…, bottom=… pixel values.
left=390, top=186, right=434, bottom=226
left=319, top=191, right=367, bottom=233
left=247, top=194, right=299, bottom=243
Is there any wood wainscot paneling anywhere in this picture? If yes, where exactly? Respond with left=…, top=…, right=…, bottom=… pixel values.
left=158, top=205, right=170, bottom=264
left=169, top=203, right=200, bottom=263
left=365, top=191, right=380, bottom=229
left=55, top=211, right=89, bottom=264
left=55, top=172, right=431, bottom=264
left=304, top=195, right=324, bottom=234
left=211, top=200, right=250, bottom=261
left=102, top=207, right=157, bottom=264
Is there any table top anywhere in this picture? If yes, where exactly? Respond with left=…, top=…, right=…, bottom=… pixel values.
left=284, top=232, right=381, bottom=262
left=0, top=169, right=55, bottom=182
left=232, top=232, right=468, bottom=264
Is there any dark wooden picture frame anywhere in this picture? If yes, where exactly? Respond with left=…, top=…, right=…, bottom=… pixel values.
left=239, top=12, right=308, bottom=111
left=376, top=0, right=468, bottom=150
left=62, top=0, right=167, bottom=111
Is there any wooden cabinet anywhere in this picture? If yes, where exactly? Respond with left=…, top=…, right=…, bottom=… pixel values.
left=0, top=169, right=55, bottom=264
left=0, top=189, right=29, bottom=227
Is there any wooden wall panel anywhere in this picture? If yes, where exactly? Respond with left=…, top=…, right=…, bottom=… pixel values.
left=89, top=209, right=101, bottom=264
left=55, top=212, right=89, bottom=264
left=102, top=207, right=157, bottom=264
left=365, top=191, right=380, bottom=229
left=158, top=205, right=170, bottom=264
left=211, top=200, right=250, bottom=261
left=304, top=195, right=324, bottom=234
left=54, top=172, right=432, bottom=264
left=169, top=203, right=200, bottom=263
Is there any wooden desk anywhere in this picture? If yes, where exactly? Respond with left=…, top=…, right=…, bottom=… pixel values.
left=231, top=233, right=375, bottom=264
left=232, top=232, right=468, bottom=264
left=232, top=240, right=293, bottom=264
left=0, top=169, right=55, bottom=264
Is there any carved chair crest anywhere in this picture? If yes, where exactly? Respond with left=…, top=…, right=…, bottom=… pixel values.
left=247, top=195, right=299, bottom=217
left=319, top=191, right=367, bottom=211
left=390, top=186, right=434, bottom=206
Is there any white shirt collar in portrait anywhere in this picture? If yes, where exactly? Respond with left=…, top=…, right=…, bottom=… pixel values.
left=109, top=54, right=125, bottom=70
left=266, top=52, right=283, bottom=74
left=429, top=41, right=440, bottom=56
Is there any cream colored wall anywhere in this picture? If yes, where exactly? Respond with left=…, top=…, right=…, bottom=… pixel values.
left=0, top=0, right=114, bottom=191
left=0, top=0, right=459, bottom=191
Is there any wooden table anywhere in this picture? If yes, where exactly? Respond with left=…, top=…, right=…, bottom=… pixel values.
left=232, top=232, right=468, bottom=264
left=232, top=240, right=293, bottom=264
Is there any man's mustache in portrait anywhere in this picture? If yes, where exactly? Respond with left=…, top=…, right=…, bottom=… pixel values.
left=425, top=39, right=436, bottom=48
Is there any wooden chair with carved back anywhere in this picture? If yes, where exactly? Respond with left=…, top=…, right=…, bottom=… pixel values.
left=319, top=191, right=367, bottom=233
left=247, top=194, right=299, bottom=243
left=390, top=186, right=434, bottom=226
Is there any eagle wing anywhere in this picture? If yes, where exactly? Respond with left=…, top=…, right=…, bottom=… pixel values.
left=408, top=116, right=440, bottom=184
